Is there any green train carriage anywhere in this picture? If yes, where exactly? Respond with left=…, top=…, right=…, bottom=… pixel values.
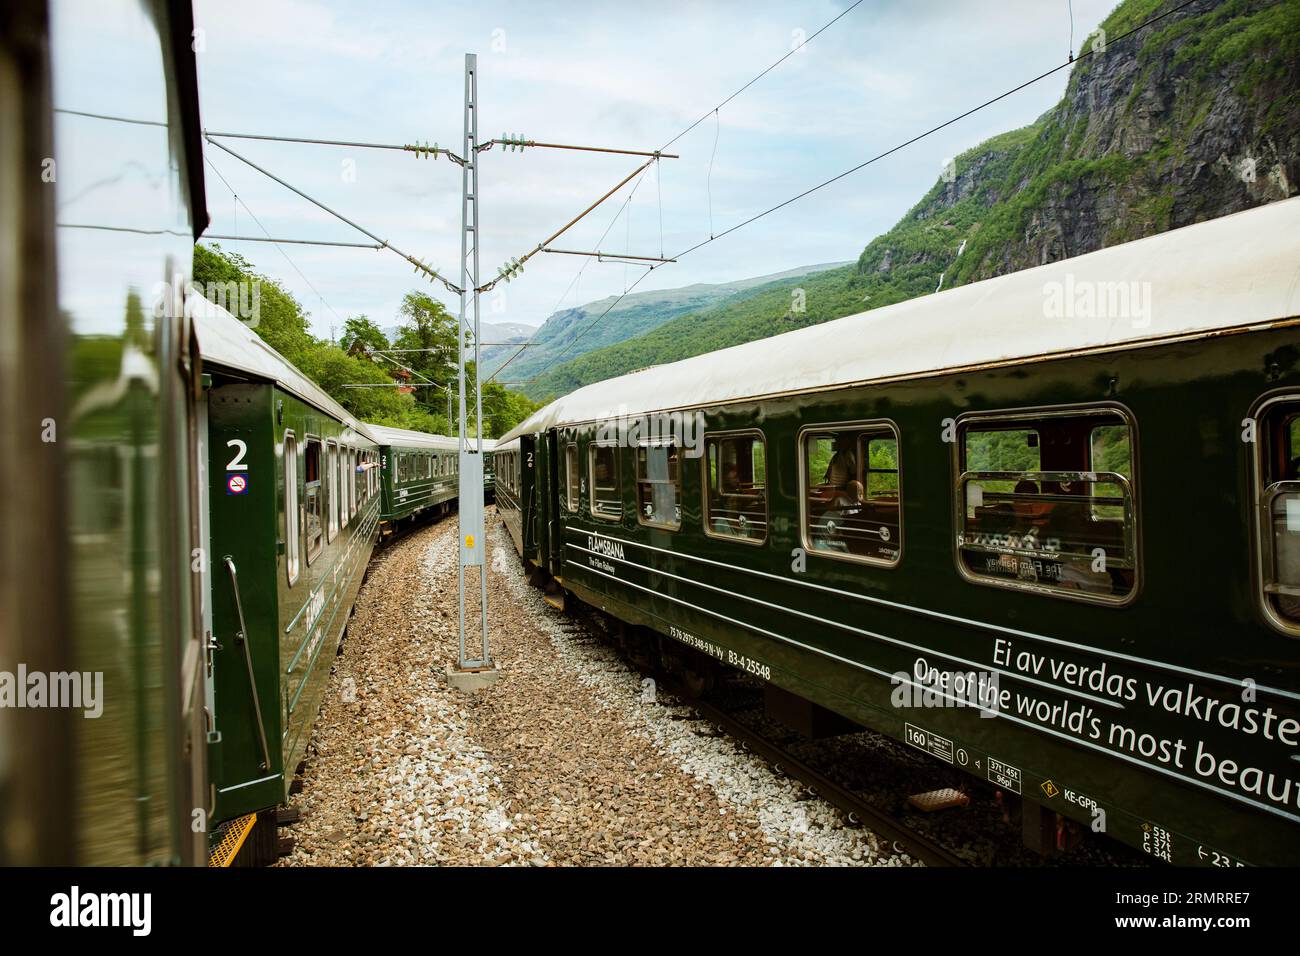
left=193, top=296, right=382, bottom=860
left=482, top=438, right=497, bottom=503
left=368, top=424, right=461, bottom=538
left=498, top=197, right=1300, bottom=866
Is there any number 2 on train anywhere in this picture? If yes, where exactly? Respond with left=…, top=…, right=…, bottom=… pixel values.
left=226, top=439, right=249, bottom=471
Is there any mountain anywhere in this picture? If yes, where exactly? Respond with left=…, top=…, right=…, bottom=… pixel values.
left=486, top=261, right=848, bottom=384
left=521, top=0, right=1299, bottom=402
left=477, top=320, right=538, bottom=367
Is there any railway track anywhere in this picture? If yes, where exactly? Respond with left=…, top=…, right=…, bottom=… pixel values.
left=560, top=604, right=969, bottom=867
left=673, top=688, right=970, bottom=867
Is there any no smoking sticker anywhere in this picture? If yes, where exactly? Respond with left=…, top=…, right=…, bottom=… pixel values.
left=226, top=474, right=249, bottom=495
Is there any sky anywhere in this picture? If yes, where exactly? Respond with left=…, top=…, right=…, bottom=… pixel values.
left=171, top=0, right=1120, bottom=339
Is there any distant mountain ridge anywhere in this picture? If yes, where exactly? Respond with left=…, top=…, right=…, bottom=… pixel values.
left=485, top=261, right=848, bottom=383
left=521, top=0, right=1298, bottom=402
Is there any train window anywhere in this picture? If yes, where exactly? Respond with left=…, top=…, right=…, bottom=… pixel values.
left=305, top=438, right=324, bottom=564
left=326, top=441, right=339, bottom=543
left=589, top=444, right=621, bottom=520
left=284, top=433, right=301, bottom=586
left=956, top=407, right=1137, bottom=604
left=801, top=423, right=900, bottom=565
left=349, top=449, right=358, bottom=518
left=564, top=443, right=579, bottom=511
left=636, top=442, right=681, bottom=530
left=705, top=432, right=767, bottom=544
left=1254, top=398, right=1300, bottom=634
left=339, top=446, right=350, bottom=530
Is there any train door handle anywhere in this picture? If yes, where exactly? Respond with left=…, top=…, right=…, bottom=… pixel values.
left=223, top=556, right=272, bottom=772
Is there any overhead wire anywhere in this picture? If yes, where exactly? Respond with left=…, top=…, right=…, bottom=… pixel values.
left=491, top=0, right=872, bottom=388
left=202, top=153, right=348, bottom=330
left=519, top=0, right=1200, bottom=386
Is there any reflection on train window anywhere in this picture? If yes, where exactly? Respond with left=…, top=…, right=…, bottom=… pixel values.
left=1257, top=399, right=1300, bottom=632
left=326, top=441, right=339, bottom=543
left=705, top=432, right=767, bottom=543
left=339, top=446, right=350, bottom=530
left=564, top=442, right=579, bottom=511
left=304, top=438, right=323, bottom=564
left=284, top=433, right=300, bottom=586
left=349, top=449, right=358, bottom=518
left=802, top=424, right=900, bottom=565
left=636, top=442, right=681, bottom=530
left=589, top=443, right=621, bottom=520
left=957, top=408, right=1137, bottom=603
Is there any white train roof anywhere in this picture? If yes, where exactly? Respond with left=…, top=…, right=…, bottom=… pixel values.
left=190, top=292, right=376, bottom=441
left=363, top=423, right=460, bottom=451
left=502, top=196, right=1300, bottom=441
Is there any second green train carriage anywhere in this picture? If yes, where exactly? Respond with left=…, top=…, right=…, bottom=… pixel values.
left=369, top=424, right=461, bottom=539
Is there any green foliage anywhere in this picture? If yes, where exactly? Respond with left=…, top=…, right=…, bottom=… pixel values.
left=480, top=381, right=541, bottom=438
left=193, top=244, right=315, bottom=365
left=193, top=244, right=453, bottom=433
left=339, top=315, right=389, bottom=354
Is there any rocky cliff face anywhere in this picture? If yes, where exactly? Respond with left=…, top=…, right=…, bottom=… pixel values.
left=857, top=0, right=1299, bottom=290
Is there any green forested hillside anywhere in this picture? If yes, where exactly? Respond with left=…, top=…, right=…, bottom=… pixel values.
left=523, top=0, right=1298, bottom=402
left=492, top=261, right=848, bottom=384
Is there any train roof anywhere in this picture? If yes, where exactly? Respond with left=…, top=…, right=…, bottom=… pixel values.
left=189, top=293, right=376, bottom=440
left=363, top=424, right=460, bottom=451
left=502, top=196, right=1300, bottom=441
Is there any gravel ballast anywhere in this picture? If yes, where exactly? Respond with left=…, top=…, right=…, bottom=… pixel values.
left=281, top=512, right=912, bottom=867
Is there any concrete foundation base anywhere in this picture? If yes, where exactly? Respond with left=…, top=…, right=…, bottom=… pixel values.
left=445, top=664, right=500, bottom=692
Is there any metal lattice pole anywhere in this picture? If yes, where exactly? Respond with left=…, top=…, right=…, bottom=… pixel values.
left=455, top=52, right=490, bottom=673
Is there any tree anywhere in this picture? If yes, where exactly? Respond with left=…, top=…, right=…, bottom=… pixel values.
left=393, top=291, right=459, bottom=397
left=193, top=243, right=315, bottom=366
left=339, top=315, right=389, bottom=355
left=481, top=381, right=540, bottom=438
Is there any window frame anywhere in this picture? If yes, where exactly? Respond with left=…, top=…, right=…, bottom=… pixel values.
left=1250, top=391, right=1300, bottom=638
left=634, top=439, right=682, bottom=531
left=797, top=419, right=902, bottom=568
left=563, top=441, right=580, bottom=512
left=950, top=402, right=1141, bottom=607
left=284, top=431, right=300, bottom=586
left=587, top=441, right=622, bottom=522
left=702, top=428, right=768, bottom=546
left=327, top=440, right=340, bottom=542
left=339, top=444, right=350, bottom=530
left=304, top=435, right=325, bottom=566
left=351, top=447, right=361, bottom=515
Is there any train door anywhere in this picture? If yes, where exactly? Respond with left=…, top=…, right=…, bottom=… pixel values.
left=522, top=434, right=538, bottom=554
left=545, top=429, right=563, bottom=572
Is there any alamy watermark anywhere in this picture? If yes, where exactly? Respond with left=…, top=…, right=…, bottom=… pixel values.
left=152, top=272, right=262, bottom=327
left=1042, top=273, right=1151, bottom=329
left=593, top=405, right=705, bottom=458
left=0, top=665, right=103, bottom=718
left=891, top=658, right=1000, bottom=717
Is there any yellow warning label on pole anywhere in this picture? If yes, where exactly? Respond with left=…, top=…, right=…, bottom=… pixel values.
left=465, top=534, right=475, bottom=549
